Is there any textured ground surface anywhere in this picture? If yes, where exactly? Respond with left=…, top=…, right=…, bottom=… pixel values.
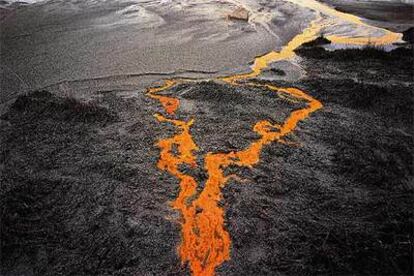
left=319, top=0, right=413, bottom=31
left=1, top=0, right=412, bottom=107
left=1, top=0, right=413, bottom=275
left=1, top=46, right=412, bottom=275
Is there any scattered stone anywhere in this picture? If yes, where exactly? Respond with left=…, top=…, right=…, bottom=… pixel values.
left=228, top=7, right=249, bottom=22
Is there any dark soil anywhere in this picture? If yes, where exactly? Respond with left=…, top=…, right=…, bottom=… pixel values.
left=1, top=91, right=184, bottom=275
left=318, top=0, right=414, bottom=30
left=403, top=27, right=414, bottom=44
left=1, top=46, right=413, bottom=275
left=219, top=46, right=413, bottom=275
left=301, top=36, right=331, bottom=47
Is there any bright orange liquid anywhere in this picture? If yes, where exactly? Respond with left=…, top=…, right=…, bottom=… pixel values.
left=146, top=22, right=323, bottom=275
left=146, top=3, right=401, bottom=275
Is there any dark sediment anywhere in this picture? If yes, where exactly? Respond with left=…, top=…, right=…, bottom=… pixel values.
left=219, top=46, right=413, bottom=275
left=402, top=27, right=414, bottom=44
left=318, top=0, right=414, bottom=32
left=301, top=35, right=331, bottom=47
left=1, top=46, right=413, bottom=275
left=1, top=91, right=184, bottom=275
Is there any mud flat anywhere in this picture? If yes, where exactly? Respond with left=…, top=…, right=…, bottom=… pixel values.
left=2, top=0, right=409, bottom=108
left=0, top=0, right=316, bottom=107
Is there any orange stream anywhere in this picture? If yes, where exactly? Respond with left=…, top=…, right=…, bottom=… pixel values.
left=147, top=80, right=180, bottom=114
left=146, top=4, right=401, bottom=276
left=286, top=0, right=402, bottom=45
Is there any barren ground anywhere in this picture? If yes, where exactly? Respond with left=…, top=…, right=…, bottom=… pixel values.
left=1, top=45, right=412, bottom=275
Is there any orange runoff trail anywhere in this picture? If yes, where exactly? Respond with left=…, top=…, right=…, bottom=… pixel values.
left=145, top=8, right=401, bottom=276
left=146, top=20, right=323, bottom=276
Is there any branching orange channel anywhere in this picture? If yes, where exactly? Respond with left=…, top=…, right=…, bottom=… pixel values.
left=145, top=7, right=401, bottom=276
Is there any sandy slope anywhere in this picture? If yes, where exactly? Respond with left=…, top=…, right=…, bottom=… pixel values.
left=0, top=0, right=316, bottom=105
left=1, top=0, right=410, bottom=109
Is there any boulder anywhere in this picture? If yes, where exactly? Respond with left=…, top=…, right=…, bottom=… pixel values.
left=228, top=7, right=249, bottom=22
